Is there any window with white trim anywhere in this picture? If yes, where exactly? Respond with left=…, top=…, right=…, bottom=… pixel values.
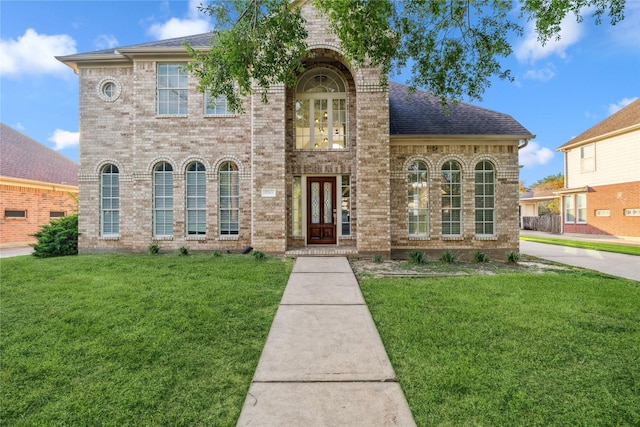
left=441, top=160, right=462, bottom=236
left=219, top=162, right=239, bottom=236
left=580, top=144, right=595, bottom=173
left=565, top=195, right=575, bottom=223
left=408, top=161, right=429, bottom=236
left=153, top=162, right=174, bottom=236
left=475, top=161, right=495, bottom=236
left=292, top=177, right=302, bottom=236
left=341, top=176, right=352, bottom=236
left=157, top=63, right=187, bottom=115
left=576, top=193, right=587, bottom=223
left=295, top=68, right=346, bottom=149
left=186, top=162, right=206, bottom=235
left=204, top=91, right=232, bottom=115
left=101, top=164, right=119, bottom=236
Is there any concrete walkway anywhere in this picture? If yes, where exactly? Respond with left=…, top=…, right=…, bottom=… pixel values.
left=237, top=257, right=416, bottom=426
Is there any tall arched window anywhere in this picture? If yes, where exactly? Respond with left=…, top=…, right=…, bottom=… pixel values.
left=101, top=164, right=119, bottom=236
left=475, top=161, right=495, bottom=236
left=219, top=162, right=239, bottom=236
left=186, top=162, right=206, bottom=235
left=441, top=160, right=462, bottom=236
left=295, top=68, right=346, bottom=149
left=153, top=161, right=173, bottom=236
left=407, top=161, right=429, bottom=236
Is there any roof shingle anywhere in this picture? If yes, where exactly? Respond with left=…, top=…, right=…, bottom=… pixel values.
left=0, top=124, right=79, bottom=185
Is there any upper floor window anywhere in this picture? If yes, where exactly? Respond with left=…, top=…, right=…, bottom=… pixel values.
left=186, top=162, right=206, bottom=235
left=295, top=68, right=346, bottom=150
left=204, top=92, right=233, bottom=115
left=219, top=162, right=239, bottom=236
left=101, top=164, right=119, bottom=236
left=153, top=162, right=174, bottom=236
left=580, top=143, right=595, bottom=173
left=157, top=63, right=187, bottom=115
left=407, top=161, right=429, bottom=236
left=474, top=161, right=495, bottom=236
left=441, top=160, right=462, bottom=236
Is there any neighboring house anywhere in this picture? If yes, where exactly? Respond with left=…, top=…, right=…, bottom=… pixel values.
left=56, top=1, right=533, bottom=258
left=0, top=124, right=79, bottom=247
left=556, top=99, right=640, bottom=238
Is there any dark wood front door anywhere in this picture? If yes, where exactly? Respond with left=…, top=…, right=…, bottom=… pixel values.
left=307, top=177, right=336, bottom=244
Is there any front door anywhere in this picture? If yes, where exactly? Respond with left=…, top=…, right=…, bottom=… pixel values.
left=307, top=177, right=336, bottom=244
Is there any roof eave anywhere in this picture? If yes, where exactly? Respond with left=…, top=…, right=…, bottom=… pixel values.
left=391, top=133, right=535, bottom=144
left=56, top=53, right=129, bottom=73
left=557, top=123, right=640, bottom=151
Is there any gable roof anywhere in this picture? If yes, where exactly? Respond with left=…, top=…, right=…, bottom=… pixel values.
left=0, top=124, right=78, bottom=186
left=557, top=99, right=640, bottom=151
left=389, top=82, right=533, bottom=138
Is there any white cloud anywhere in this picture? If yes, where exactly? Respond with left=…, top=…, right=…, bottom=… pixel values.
left=519, top=141, right=555, bottom=168
left=48, top=129, right=79, bottom=151
left=0, top=29, right=76, bottom=77
left=94, top=34, right=119, bottom=50
left=522, top=63, right=556, bottom=81
left=515, top=15, right=585, bottom=63
left=608, top=97, right=639, bottom=115
left=147, top=0, right=211, bottom=40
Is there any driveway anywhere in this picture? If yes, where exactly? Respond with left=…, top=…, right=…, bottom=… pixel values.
left=520, top=241, right=640, bottom=282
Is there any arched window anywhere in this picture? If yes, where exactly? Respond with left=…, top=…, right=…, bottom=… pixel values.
left=295, top=68, right=346, bottom=149
left=101, top=164, right=119, bottom=236
left=186, top=162, right=206, bottom=235
left=219, top=162, right=239, bottom=236
left=441, top=160, right=462, bottom=236
left=153, top=161, right=173, bottom=236
left=407, top=161, right=429, bottom=236
left=475, top=161, right=495, bottom=236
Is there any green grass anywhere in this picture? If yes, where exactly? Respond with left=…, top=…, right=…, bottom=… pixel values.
left=1, top=253, right=292, bottom=426
left=361, top=272, right=640, bottom=426
left=521, top=235, right=640, bottom=256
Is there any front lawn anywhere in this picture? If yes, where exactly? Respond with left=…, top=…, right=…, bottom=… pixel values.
left=520, top=235, right=640, bottom=256
left=361, top=271, right=640, bottom=426
left=1, top=253, right=292, bottom=426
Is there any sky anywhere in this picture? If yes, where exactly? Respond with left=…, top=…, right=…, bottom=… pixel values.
left=1, top=0, right=639, bottom=187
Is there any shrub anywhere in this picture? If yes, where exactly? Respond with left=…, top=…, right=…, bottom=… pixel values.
left=474, top=251, right=489, bottom=263
left=212, top=250, right=222, bottom=257
left=507, top=251, right=520, bottom=263
left=252, top=250, right=267, bottom=260
left=148, top=243, right=160, bottom=255
left=409, top=250, right=426, bottom=265
left=30, top=214, right=78, bottom=258
left=440, top=250, right=457, bottom=263
left=373, top=254, right=384, bottom=263
left=178, top=246, right=189, bottom=256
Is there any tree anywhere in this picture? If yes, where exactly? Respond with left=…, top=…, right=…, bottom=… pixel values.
left=186, top=0, right=626, bottom=112
left=531, top=172, right=564, bottom=191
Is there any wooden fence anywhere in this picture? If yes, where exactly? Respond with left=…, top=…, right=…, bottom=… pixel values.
left=521, top=215, right=561, bottom=234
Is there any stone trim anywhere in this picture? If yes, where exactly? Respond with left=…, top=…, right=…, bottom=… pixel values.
left=146, top=156, right=177, bottom=174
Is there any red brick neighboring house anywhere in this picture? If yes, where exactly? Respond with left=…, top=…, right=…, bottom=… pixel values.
left=0, top=124, right=79, bottom=247
left=556, top=99, right=640, bottom=238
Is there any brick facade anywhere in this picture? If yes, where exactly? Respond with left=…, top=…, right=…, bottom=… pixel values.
left=61, top=2, right=529, bottom=258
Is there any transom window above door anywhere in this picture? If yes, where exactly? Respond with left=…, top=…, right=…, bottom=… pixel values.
left=295, top=68, right=347, bottom=150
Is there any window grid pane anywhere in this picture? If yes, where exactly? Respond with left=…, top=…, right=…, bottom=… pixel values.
left=157, top=63, right=188, bottom=115
left=186, top=162, right=206, bottom=235
left=205, top=92, right=232, bottom=115
left=474, top=161, right=495, bottom=236
left=441, top=161, right=461, bottom=236
left=407, top=161, right=429, bottom=236
left=293, top=177, right=302, bottom=236
left=219, top=162, right=239, bottom=235
left=101, top=165, right=119, bottom=236
left=154, top=162, right=174, bottom=236
left=341, top=176, right=351, bottom=236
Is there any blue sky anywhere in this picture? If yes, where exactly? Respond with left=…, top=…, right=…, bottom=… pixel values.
left=1, top=0, right=639, bottom=187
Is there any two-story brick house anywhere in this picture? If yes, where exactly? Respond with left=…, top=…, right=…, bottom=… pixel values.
left=57, top=2, right=533, bottom=258
left=556, top=99, right=640, bottom=238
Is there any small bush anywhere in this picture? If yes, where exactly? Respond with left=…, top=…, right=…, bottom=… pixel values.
left=409, top=250, right=426, bottom=265
left=440, top=250, right=457, bottom=263
left=178, top=246, right=189, bottom=256
left=373, top=254, right=384, bottom=263
left=148, top=243, right=160, bottom=255
left=474, top=251, right=489, bottom=263
left=212, top=250, right=222, bottom=257
left=30, top=214, right=78, bottom=258
left=252, top=250, right=267, bottom=260
left=507, top=251, right=520, bottom=263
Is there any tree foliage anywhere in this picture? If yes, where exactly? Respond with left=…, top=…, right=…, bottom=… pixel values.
left=531, top=172, right=565, bottom=191
left=186, top=0, right=626, bottom=112
left=30, top=214, right=79, bottom=258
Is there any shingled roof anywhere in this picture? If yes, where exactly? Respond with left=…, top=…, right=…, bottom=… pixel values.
left=0, top=124, right=78, bottom=186
left=389, top=82, right=533, bottom=137
left=557, top=98, right=640, bottom=150
left=63, top=33, right=212, bottom=58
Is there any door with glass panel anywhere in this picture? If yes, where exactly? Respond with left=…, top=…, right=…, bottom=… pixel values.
left=307, top=177, right=336, bottom=244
